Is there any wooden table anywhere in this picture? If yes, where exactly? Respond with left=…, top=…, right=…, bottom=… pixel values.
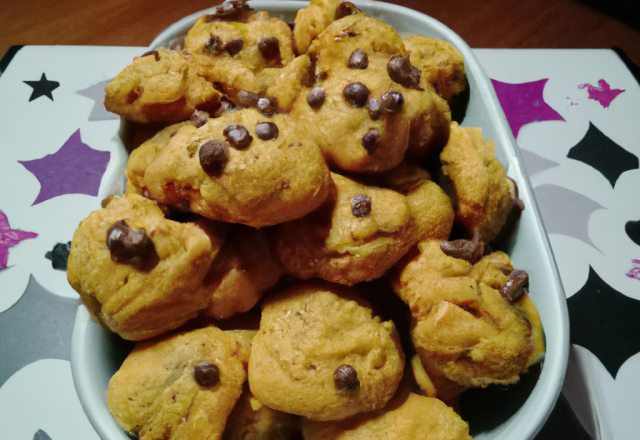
left=3, top=0, right=640, bottom=66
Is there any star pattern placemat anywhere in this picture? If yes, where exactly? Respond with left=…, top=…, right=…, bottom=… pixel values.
left=475, top=48, right=640, bottom=440
left=0, top=46, right=638, bottom=440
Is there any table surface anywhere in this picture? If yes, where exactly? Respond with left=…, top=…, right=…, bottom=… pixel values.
left=3, top=0, right=640, bottom=65
left=2, top=2, right=640, bottom=439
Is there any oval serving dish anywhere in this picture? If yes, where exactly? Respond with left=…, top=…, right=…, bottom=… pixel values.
left=71, top=2, right=570, bottom=439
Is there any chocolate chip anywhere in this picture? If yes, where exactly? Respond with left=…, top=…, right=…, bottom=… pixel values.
left=368, top=98, right=382, bottom=120
left=440, top=239, right=484, bottom=263
left=199, top=139, right=228, bottom=174
left=204, top=0, right=250, bottom=22
left=204, top=36, right=224, bottom=55
left=348, top=49, right=368, bottom=69
left=255, top=122, right=279, bottom=140
left=101, top=195, right=117, bottom=208
left=334, top=364, right=360, bottom=391
left=351, top=194, right=372, bottom=217
left=508, top=177, right=525, bottom=212
left=140, top=50, right=159, bottom=61
left=225, top=39, right=244, bottom=56
left=45, top=241, right=71, bottom=271
left=361, top=129, right=380, bottom=154
left=380, top=91, right=404, bottom=113
left=236, top=90, right=260, bottom=107
left=106, top=220, right=155, bottom=267
left=335, top=1, right=358, bottom=20
left=307, top=87, right=326, bottom=109
left=316, top=68, right=328, bottom=82
left=500, top=269, right=529, bottom=302
left=223, top=124, right=253, bottom=149
left=460, top=305, right=478, bottom=316
left=343, top=82, right=369, bottom=107
left=126, top=426, right=141, bottom=440
left=257, top=97, right=277, bottom=116
left=387, top=54, right=421, bottom=89
left=193, top=361, right=220, bottom=387
left=190, top=109, right=209, bottom=128
left=259, top=37, right=281, bottom=60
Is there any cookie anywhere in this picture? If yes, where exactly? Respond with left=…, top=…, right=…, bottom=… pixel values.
left=403, top=179, right=455, bottom=241
left=105, top=48, right=224, bottom=124
left=248, top=282, right=405, bottom=421
left=223, top=384, right=302, bottom=440
left=125, top=121, right=193, bottom=213
left=440, top=121, right=514, bottom=243
left=67, top=193, right=225, bottom=340
left=290, top=14, right=451, bottom=173
left=389, top=239, right=543, bottom=398
left=292, top=0, right=360, bottom=55
left=199, top=224, right=284, bottom=320
left=404, top=35, right=466, bottom=101
left=272, top=172, right=417, bottom=286
left=142, top=108, right=333, bottom=228
left=106, top=326, right=252, bottom=440
left=302, top=392, right=471, bottom=440
left=185, top=15, right=295, bottom=72
left=256, top=54, right=315, bottom=112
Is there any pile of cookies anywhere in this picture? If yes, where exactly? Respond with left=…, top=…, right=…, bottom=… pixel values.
left=67, top=1, right=545, bottom=438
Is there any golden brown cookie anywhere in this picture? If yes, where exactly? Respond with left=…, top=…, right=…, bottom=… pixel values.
left=142, top=108, right=333, bottom=228
left=272, top=172, right=417, bottom=286
left=404, top=179, right=455, bottom=242
left=302, top=392, right=471, bottom=440
left=290, top=14, right=451, bottom=173
left=404, top=88, right=452, bottom=163
left=248, top=282, right=405, bottom=421
left=389, top=239, right=543, bottom=399
left=440, top=121, right=514, bottom=243
left=125, top=121, right=192, bottom=209
left=107, top=326, right=252, bottom=440
left=185, top=15, right=295, bottom=72
left=223, top=384, right=302, bottom=440
left=292, top=0, right=360, bottom=55
left=256, top=54, right=315, bottom=112
left=105, top=48, right=224, bottom=124
left=199, top=224, right=284, bottom=320
left=67, top=193, right=225, bottom=340
left=404, top=35, right=466, bottom=101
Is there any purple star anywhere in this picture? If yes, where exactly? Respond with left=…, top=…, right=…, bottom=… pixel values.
left=19, top=129, right=110, bottom=205
left=578, top=79, right=625, bottom=109
left=491, top=78, right=565, bottom=138
left=0, top=209, right=38, bottom=271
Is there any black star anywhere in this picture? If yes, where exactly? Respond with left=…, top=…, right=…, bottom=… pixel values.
left=34, top=430, right=53, bottom=440
left=567, top=122, right=639, bottom=188
left=568, top=266, right=640, bottom=378
left=0, top=275, right=78, bottom=386
left=626, top=219, right=640, bottom=246
left=23, top=73, right=60, bottom=102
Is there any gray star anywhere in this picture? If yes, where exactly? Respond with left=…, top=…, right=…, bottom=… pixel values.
left=76, top=79, right=119, bottom=121
left=0, top=275, right=78, bottom=386
left=519, top=148, right=560, bottom=176
left=533, top=184, right=605, bottom=251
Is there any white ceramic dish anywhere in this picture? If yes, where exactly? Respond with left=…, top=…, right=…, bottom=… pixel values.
left=71, top=1, right=570, bottom=439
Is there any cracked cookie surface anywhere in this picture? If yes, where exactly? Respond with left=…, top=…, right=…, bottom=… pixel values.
left=248, top=282, right=404, bottom=421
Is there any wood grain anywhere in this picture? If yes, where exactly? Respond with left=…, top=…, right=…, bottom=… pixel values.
left=2, top=0, right=640, bottom=65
